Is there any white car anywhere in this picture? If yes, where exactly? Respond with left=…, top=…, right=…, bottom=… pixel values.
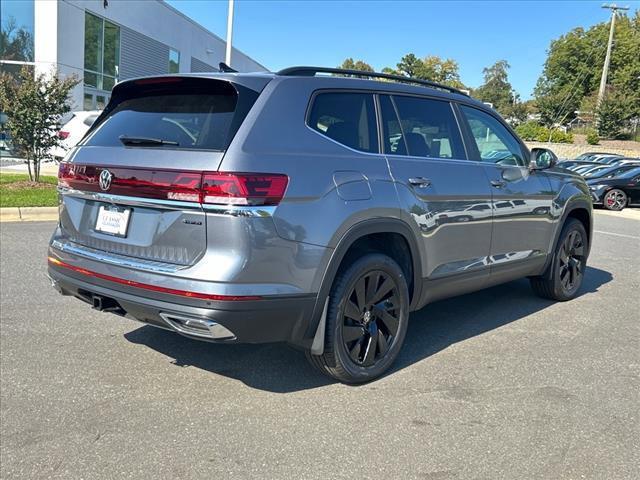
left=50, top=110, right=102, bottom=160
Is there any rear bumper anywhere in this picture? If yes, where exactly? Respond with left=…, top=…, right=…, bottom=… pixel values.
left=48, top=264, right=317, bottom=348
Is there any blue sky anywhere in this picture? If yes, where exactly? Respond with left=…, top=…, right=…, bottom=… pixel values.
left=168, top=1, right=640, bottom=99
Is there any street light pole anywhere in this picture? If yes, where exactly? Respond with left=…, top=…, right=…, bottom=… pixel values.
left=597, top=3, right=629, bottom=108
left=225, top=0, right=235, bottom=67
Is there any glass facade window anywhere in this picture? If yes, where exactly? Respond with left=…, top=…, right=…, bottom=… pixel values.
left=84, top=12, right=119, bottom=93
left=169, top=49, right=180, bottom=73
left=0, top=0, right=34, bottom=62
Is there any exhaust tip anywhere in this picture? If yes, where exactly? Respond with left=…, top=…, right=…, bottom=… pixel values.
left=159, top=313, right=236, bottom=340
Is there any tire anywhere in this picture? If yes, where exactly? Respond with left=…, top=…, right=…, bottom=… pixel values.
left=603, top=189, right=627, bottom=211
left=306, top=253, right=410, bottom=384
left=530, top=218, right=588, bottom=301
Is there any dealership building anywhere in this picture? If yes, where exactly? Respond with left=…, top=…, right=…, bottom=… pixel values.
left=0, top=0, right=267, bottom=110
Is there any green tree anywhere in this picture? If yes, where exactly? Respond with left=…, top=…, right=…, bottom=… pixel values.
left=384, top=53, right=466, bottom=88
left=338, top=58, right=374, bottom=72
left=534, top=11, right=640, bottom=127
left=418, top=55, right=464, bottom=88
left=597, top=90, right=632, bottom=138
left=0, top=67, right=78, bottom=181
left=474, top=60, right=515, bottom=114
left=396, top=53, right=422, bottom=77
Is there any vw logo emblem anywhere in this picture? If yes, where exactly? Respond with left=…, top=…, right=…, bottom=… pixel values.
left=99, top=169, right=113, bottom=191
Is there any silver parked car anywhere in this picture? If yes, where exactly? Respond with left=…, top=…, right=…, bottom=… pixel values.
left=48, top=66, right=593, bottom=383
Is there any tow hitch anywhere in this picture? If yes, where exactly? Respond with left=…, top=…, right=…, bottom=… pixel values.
left=91, top=294, right=126, bottom=316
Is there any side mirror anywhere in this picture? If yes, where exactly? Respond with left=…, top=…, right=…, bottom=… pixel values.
left=529, top=148, right=558, bottom=170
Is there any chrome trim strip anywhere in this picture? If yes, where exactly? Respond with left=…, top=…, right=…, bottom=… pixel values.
left=57, top=187, right=275, bottom=216
left=58, top=187, right=203, bottom=211
left=202, top=204, right=277, bottom=217
left=51, top=239, right=186, bottom=273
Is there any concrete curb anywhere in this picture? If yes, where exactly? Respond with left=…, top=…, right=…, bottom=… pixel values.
left=0, top=207, right=58, bottom=222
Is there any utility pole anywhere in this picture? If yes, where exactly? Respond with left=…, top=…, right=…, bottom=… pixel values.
left=225, top=0, right=235, bottom=67
left=597, top=3, right=629, bottom=108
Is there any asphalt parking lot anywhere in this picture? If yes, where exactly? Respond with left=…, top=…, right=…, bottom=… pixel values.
left=1, top=212, right=638, bottom=479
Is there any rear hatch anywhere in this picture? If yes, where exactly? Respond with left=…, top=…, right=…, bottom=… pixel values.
left=56, top=76, right=261, bottom=267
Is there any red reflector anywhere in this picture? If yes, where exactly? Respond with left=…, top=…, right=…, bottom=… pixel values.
left=48, top=257, right=262, bottom=301
left=134, top=77, right=183, bottom=85
left=201, top=173, right=288, bottom=206
left=58, top=131, right=70, bottom=140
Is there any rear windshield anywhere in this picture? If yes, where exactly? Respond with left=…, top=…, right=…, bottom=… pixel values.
left=83, top=78, right=257, bottom=151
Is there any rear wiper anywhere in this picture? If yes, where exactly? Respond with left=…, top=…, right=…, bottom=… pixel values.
left=119, top=135, right=179, bottom=146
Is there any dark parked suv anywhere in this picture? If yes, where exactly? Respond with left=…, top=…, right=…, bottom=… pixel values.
left=48, top=66, right=593, bottom=383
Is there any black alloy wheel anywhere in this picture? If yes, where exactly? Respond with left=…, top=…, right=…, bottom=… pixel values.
left=530, top=218, right=588, bottom=301
left=306, top=253, right=410, bottom=383
left=341, top=270, right=401, bottom=367
left=557, top=229, right=586, bottom=295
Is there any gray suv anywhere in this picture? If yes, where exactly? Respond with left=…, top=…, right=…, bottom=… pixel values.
left=48, top=66, right=592, bottom=383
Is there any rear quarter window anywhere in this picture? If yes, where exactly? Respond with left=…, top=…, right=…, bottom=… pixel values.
left=307, top=92, right=379, bottom=153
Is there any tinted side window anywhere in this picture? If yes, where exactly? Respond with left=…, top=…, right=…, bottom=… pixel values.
left=459, top=105, right=525, bottom=166
left=379, top=95, right=406, bottom=156
left=392, top=95, right=465, bottom=159
left=308, top=92, right=378, bottom=153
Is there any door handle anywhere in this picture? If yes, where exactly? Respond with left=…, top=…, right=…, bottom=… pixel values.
left=408, top=177, right=432, bottom=189
left=491, top=180, right=507, bottom=188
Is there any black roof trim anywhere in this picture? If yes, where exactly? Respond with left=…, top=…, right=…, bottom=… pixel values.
left=276, top=66, right=469, bottom=96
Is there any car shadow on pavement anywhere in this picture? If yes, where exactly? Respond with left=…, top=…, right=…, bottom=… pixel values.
left=124, top=266, right=612, bottom=393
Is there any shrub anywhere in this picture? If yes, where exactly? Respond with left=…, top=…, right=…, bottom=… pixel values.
left=0, top=67, right=78, bottom=181
left=515, top=122, right=573, bottom=144
left=515, top=121, right=545, bottom=141
left=586, top=129, right=599, bottom=145
left=549, top=129, right=573, bottom=143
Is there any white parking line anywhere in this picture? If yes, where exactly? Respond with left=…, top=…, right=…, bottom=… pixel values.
left=594, top=230, right=640, bottom=240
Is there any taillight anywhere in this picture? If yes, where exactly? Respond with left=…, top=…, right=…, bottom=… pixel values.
left=58, top=162, right=71, bottom=188
left=58, top=131, right=70, bottom=140
left=57, top=164, right=288, bottom=206
left=201, top=173, right=288, bottom=206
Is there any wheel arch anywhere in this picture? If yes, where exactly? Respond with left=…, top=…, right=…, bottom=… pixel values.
left=307, top=218, right=423, bottom=354
left=540, top=198, right=593, bottom=279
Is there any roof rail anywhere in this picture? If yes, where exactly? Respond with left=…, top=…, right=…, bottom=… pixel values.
left=276, top=66, right=468, bottom=96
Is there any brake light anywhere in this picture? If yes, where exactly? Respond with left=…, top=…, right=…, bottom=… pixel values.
left=57, top=164, right=288, bottom=206
left=201, top=173, right=288, bottom=206
left=58, top=131, right=70, bottom=140
left=134, top=77, right=183, bottom=85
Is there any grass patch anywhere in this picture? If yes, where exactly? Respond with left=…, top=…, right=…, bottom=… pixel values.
left=0, top=173, right=58, bottom=207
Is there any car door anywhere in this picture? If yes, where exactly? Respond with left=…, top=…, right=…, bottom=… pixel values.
left=380, top=94, right=493, bottom=300
left=457, top=104, right=554, bottom=275
left=627, top=174, right=640, bottom=205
